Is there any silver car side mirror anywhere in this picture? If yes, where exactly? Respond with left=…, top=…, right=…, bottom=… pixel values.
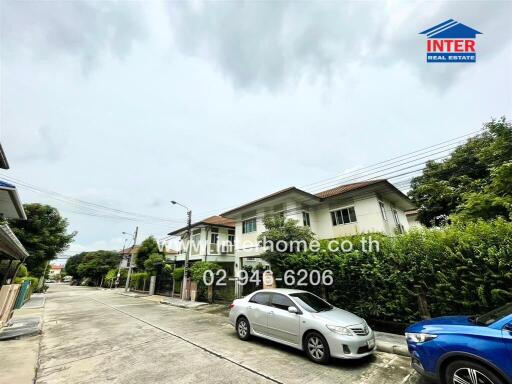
left=288, top=306, right=298, bottom=314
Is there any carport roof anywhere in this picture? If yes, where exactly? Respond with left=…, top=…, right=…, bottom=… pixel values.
left=0, top=223, right=29, bottom=260
left=0, top=144, right=9, bottom=170
left=0, top=179, right=27, bottom=220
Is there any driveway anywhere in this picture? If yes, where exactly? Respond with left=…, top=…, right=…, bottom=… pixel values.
left=36, top=285, right=425, bottom=384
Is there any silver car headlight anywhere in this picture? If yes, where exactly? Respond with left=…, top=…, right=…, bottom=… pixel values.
left=326, top=324, right=355, bottom=336
left=405, top=332, right=437, bottom=343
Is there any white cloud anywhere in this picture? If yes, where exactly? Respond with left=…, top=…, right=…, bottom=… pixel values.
left=166, top=1, right=511, bottom=90
left=1, top=1, right=511, bottom=255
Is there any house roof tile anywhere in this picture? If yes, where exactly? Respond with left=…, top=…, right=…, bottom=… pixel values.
left=168, top=215, right=235, bottom=236
left=314, top=179, right=386, bottom=199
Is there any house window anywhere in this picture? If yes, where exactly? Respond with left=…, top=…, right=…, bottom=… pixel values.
left=379, top=201, right=387, bottom=221
left=392, top=209, right=400, bottom=226
left=242, top=218, right=257, bottom=234
left=210, top=227, right=219, bottom=244
left=192, top=229, right=201, bottom=246
left=228, top=229, right=235, bottom=245
left=302, top=211, right=311, bottom=227
left=392, top=209, right=404, bottom=234
left=330, top=206, right=357, bottom=226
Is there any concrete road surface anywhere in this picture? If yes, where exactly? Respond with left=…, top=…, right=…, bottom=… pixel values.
left=36, top=285, right=426, bottom=384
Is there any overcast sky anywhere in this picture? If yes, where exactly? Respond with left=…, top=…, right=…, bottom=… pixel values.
left=1, top=0, right=511, bottom=260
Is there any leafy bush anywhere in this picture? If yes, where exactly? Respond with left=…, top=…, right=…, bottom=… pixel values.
left=190, top=261, right=221, bottom=283
left=144, top=253, right=164, bottom=275
left=104, top=269, right=117, bottom=283
left=16, top=264, right=28, bottom=278
left=272, top=219, right=512, bottom=323
left=161, top=264, right=174, bottom=279
left=172, top=267, right=184, bottom=281
left=130, top=272, right=149, bottom=290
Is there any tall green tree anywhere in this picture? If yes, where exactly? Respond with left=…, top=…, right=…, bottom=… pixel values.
left=143, top=253, right=164, bottom=276
left=64, top=252, right=87, bottom=277
left=136, top=236, right=160, bottom=270
left=76, top=250, right=121, bottom=284
left=258, top=215, right=315, bottom=275
left=8, top=204, right=76, bottom=276
left=409, top=117, right=512, bottom=226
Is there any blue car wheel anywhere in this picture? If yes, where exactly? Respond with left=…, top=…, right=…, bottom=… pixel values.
left=445, top=360, right=505, bottom=384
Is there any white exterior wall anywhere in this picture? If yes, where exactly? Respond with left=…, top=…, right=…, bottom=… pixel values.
left=375, top=197, right=410, bottom=235
left=231, top=189, right=414, bottom=297
left=407, top=214, right=422, bottom=229
left=234, top=193, right=411, bottom=253
left=175, top=225, right=236, bottom=263
left=312, top=195, right=387, bottom=238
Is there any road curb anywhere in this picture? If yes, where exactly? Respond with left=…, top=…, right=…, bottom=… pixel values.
left=375, top=341, right=410, bottom=357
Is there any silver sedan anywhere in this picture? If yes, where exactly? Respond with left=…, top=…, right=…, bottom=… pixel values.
left=228, top=288, right=376, bottom=363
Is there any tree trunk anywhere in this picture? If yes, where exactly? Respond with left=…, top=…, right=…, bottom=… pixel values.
left=415, top=284, right=431, bottom=319
left=208, top=284, right=214, bottom=304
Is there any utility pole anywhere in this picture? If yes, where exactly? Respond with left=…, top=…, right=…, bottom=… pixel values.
left=125, top=226, right=139, bottom=292
left=183, top=209, right=192, bottom=300
left=171, top=200, right=192, bottom=300
left=115, top=238, right=128, bottom=289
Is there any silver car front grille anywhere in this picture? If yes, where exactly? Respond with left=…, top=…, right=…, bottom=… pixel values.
left=349, top=324, right=369, bottom=336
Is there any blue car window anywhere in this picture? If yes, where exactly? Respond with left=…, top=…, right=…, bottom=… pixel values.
left=476, top=303, right=512, bottom=325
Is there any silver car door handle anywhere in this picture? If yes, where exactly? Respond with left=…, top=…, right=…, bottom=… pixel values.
left=268, top=311, right=274, bottom=316
left=247, top=306, right=253, bottom=310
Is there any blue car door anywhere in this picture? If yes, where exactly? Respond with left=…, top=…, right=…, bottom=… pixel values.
left=501, top=315, right=512, bottom=378
left=504, top=318, right=512, bottom=353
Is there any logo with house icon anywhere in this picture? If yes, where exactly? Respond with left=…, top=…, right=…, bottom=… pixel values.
left=420, top=19, right=482, bottom=63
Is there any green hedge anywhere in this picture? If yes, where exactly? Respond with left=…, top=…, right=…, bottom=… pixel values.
left=279, top=219, right=512, bottom=323
left=129, top=272, right=149, bottom=290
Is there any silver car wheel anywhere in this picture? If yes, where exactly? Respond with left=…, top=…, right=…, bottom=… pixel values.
left=453, top=367, right=494, bottom=384
left=238, top=320, right=248, bottom=338
left=307, top=336, right=325, bottom=360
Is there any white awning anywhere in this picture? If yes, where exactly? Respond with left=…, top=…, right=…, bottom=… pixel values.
left=0, top=180, right=26, bottom=220
left=0, top=223, right=29, bottom=260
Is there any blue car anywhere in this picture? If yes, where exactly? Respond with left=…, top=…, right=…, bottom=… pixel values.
left=406, top=303, right=512, bottom=384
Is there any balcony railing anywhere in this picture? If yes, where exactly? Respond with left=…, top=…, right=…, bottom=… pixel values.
left=209, top=243, right=234, bottom=254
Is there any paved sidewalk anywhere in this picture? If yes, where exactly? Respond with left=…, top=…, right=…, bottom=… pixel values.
left=0, top=294, right=46, bottom=384
left=22, top=294, right=46, bottom=309
left=159, top=296, right=209, bottom=308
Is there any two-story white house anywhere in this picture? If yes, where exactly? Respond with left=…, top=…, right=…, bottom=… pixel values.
left=220, top=179, right=416, bottom=283
left=118, top=245, right=140, bottom=270
left=168, top=216, right=236, bottom=276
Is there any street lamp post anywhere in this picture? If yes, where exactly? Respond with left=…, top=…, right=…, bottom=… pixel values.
left=124, top=226, right=139, bottom=292
left=115, top=238, right=129, bottom=288
left=171, top=201, right=192, bottom=300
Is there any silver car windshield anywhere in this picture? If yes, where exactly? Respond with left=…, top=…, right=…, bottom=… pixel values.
left=290, top=292, right=333, bottom=313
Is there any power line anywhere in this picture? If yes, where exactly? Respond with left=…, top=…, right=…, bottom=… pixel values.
left=300, top=130, right=480, bottom=191
left=0, top=173, right=186, bottom=225
left=193, top=129, right=480, bottom=218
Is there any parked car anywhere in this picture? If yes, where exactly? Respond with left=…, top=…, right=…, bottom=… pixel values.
left=406, top=303, right=512, bottom=384
left=228, top=288, right=375, bottom=363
